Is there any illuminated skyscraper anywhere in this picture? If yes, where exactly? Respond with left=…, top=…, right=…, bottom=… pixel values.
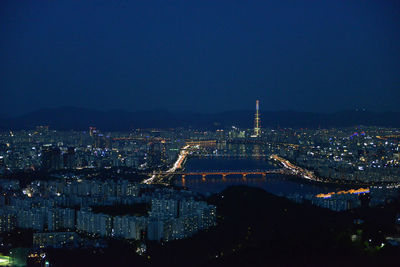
left=161, top=140, right=167, bottom=164
left=252, top=100, right=261, bottom=137
left=89, top=127, right=97, bottom=137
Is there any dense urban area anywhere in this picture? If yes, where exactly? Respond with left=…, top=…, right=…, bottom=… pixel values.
left=0, top=125, right=399, bottom=266
left=2, top=126, right=399, bottom=182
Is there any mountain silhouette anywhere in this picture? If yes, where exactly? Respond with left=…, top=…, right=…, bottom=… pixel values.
left=1, top=107, right=399, bottom=130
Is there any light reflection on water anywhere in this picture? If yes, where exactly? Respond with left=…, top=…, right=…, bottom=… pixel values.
left=174, top=156, right=343, bottom=197
left=174, top=144, right=399, bottom=205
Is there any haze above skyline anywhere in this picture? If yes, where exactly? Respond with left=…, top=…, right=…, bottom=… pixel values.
left=1, top=0, right=400, bottom=116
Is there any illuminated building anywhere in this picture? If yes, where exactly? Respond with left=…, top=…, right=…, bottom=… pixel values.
left=252, top=100, right=261, bottom=138
left=161, top=140, right=167, bottom=164
left=47, top=208, right=75, bottom=231
left=76, top=210, right=112, bottom=237
left=113, top=216, right=139, bottom=239
left=147, top=199, right=217, bottom=242
left=89, top=126, right=97, bottom=137
left=0, top=210, right=15, bottom=233
left=150, top=198, right=179, bottom=218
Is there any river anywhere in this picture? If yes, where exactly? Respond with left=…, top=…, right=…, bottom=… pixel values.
left=173, top=144, right=399, bottom=209
left=174, top=156, right=343, bottom=197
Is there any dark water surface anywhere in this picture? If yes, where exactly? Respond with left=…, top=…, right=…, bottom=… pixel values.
left=174, top=156, right=346, bottom=197
left=173, top=143, right=398, bottom=207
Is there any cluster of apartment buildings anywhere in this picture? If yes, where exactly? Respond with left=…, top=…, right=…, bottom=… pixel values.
left=0, top=178, right=216, bottom=249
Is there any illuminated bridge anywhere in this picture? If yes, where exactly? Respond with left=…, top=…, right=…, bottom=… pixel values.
left=155, top=169, right=287, bottom=181
left=192, top=154, right=268, bottom=158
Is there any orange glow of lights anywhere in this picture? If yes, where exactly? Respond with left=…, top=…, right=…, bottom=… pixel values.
left=316, top=188, right=370, bottom=198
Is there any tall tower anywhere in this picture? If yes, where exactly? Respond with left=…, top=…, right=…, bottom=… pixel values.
left=253, top=100, right=261, bottom=137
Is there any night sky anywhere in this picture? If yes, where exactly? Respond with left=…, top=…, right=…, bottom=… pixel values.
left=1, top=0, right=400, bottom=116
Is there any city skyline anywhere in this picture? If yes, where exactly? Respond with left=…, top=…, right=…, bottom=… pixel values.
left=1, top=111, right=399, bottom=266
left=1, top=1, right=400, bottom=266
left=1, top=105, right=400, bottom=131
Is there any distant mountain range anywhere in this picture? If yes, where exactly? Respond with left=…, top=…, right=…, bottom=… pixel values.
left=0, top=107, right=399, bottom=130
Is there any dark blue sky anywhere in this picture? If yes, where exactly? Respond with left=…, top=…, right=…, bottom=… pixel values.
left=1, top=0, right=399, bottom=116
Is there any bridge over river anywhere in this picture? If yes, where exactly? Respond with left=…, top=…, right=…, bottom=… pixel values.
left=153, top=169, right=288, bottom=181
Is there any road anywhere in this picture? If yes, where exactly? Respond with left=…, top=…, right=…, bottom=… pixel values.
left=270, top=154, right=322, bottom=182
left=142, top=145, right=191, bottom=185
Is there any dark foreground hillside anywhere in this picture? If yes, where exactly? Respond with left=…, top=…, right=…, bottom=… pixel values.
left=48, top=186, right=399, bottom=267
